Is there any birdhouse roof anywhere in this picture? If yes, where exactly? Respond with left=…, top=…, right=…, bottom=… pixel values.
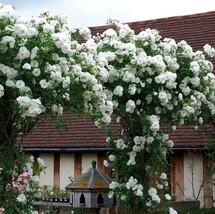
left=66, top=161, right=113, bottom=190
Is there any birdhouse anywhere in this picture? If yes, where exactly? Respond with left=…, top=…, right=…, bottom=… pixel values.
left=66, top=161, right=116, bottom=208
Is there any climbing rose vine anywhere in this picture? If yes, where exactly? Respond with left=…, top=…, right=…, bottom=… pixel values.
left=93, top=21, right=215, bottom=212
left=0, top=3, right=215, bottom=213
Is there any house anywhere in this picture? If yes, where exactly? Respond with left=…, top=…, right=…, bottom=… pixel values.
left=20, top=11, right=215, bottom=212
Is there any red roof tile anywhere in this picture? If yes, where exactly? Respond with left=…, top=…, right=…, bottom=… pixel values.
left=167, top=124, right=215, bottom=149
left=20, top=114, right=108, bottom=150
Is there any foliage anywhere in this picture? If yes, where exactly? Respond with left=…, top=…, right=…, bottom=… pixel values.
left=0, top=3, right=215, bottom=214
left=0, top=149, right=45, bottom=213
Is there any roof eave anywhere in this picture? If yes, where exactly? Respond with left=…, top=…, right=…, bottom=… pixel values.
left=22, top=147, right=109, bottom=152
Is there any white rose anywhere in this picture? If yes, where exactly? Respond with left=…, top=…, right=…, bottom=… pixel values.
left=109, top=154, right=116, bottom=162
left=31, top=175, right=40, bottom=184
left=160, top=172, right=167, bottom=180
left=37, top=157, right=45, bottom=167
left=125, top=99, right=135, bottom=113
left=32, top=68, right=41, bottom=77
left=22, top=63, right=31, bottom=70
left=103, top=160, right=109, bottom=167
left=16, top=80, right=25, bottom=89
left=169, top=207, right=178, bottom=214
left=113, top=85, right=123, bottom=97
left=0, top=84, right=4, bottom=97
left=148, top=187, right=157, bottom=196
left=165, top=193, right=171, bottom=201
left=150, top=122, right=160, bottom=132
left=16, top=193, right=27, bottom=204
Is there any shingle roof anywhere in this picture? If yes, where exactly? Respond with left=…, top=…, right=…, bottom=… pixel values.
left=66, top=161, right=112, bottom=190
left=168, top=124, right=215, bottom=149
left=20, top=114, right=109, bottom=150
left=21, top=11, right=215, bottom=151
left=20, top=113, right=215, bottom=151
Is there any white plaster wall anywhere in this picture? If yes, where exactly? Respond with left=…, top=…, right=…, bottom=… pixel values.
left=184, top=152, right=204, bottom=206
left=39, top=153, right=54, bottom=186
left=82, top=153, right=97, bottom=173
left=60, top=153, right=75, bottom=189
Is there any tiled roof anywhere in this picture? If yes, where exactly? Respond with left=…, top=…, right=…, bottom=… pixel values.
left=20, top=113, right=215, bottom=150
left=167, top=124, right=215, bottom=149
left=21, top=11, right=215, bottom=151
left=90, top=11, right=215, bottom=66
left=20, top=114, right=110, bottom=150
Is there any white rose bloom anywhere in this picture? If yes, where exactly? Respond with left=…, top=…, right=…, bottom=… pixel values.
left=169, top=207, right=178, bottom=214
left=146, top=136, right=154, bottom=144
left=16, top=193, right=27, bottom=204
left=16, top=80, right=25, bottom=89
left=148, top=187, right=157, bottom=196
left=31, top=46, right=39, bottom=59
left=17, top=46, right=30, bottom=60
left=5, top=79, right=15, bottom=88
left=160, top=172, right=167, bottom=180
left=14, top=23, right=28, bottom=37
left=31, top=175, right=40, bottom=184
left=37, top=157, right=45, bottom=167
left=109, top=154, right=116, bottom=161
left=150, top=121, right=160, bottom=132
left=158, top=91, right=168, bottom=104
left=16, top=96, right=31, bottom=107
left=151, top=194, right=161, bottom=203
left=103, top=160, right=109, bottom=167
left=203, top=44, right=215, bottom=58
left=149, top=115, right=158, bottom=123
left=39, top=79, right=49, bottom=89
left=165, top=193, right=171, bottom=201
left=156, top=184, right=163, bottom=189
left=72, top=65, right=82, bottom=76
left=32, top=68, right=41, bottom=77
left=167, top=140, right=174, bottom=147
left=30, top=156, right=34, bottom=162
left=198, top=117, right=203, bottom=124
left=116, top=139, right=127, bottom=149
left=128, top=84, right=137, bottom=95
left=190, top=77, right=200, bottom=87
left=146, top=94, right=152, bottom=104
left=79, top=27, right=91, bottom=40
left=125, top=99, right=136, bottom=113
left=22, top=63, right=31, bottom=70
left=93, top=84, right=102, bottom=92
left=113, top=85, right=123, bottom=97
left=136, top=189, right=143, bottom=197
left=109, top=181, right=119, bottom=190
left=52, top=104, right=63, bottom=115
left=132, top=145, right=142, bottom=152
left=0, top=84, right=4, bottom=97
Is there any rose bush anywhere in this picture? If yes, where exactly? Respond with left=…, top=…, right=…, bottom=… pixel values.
left=0, top=3, right=215, bottom=214
left=93, top=21, right=215, bottom=213
left=0, top=149, right=45, bottom=213
left=0, top=3, right=106, bottom=213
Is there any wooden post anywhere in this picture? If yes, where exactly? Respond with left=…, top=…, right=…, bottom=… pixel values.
left=203, top=156, right=213, bottom=208
left=170, top=152, right=184, bottom=201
